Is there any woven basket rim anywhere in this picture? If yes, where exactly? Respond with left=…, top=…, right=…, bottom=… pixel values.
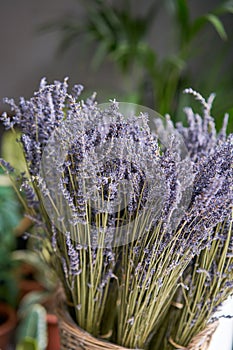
left=56, top=288, right=142, bottom=350
left=169, top=321, right=219, bottom=350
left=186, top=321, right=219, bottom=350
left=55, top=287, right=218, bottom=350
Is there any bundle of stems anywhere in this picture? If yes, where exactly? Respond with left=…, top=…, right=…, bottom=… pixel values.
left=151, top=216, right=233, bottom=350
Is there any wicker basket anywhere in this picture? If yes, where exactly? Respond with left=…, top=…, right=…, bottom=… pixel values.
left=56, top=290, right=218, bottom=350
left=187, top=322, right=218, bottom=350
left=56, top=289, right=135, bottom=350
left=169, top=322, right=218, bottom=350
left=57, top=311, right=135, bottom=350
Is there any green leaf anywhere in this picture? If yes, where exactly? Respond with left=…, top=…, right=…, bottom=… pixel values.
left=91, top=40, right=110, bottom=69
left=16, top=304, right=47, bottom=350
left=213, top=1, right=233, bottom=15
left=191, top=14, right=228, bottom=40
left=16, top=338, right=38, bottom=350
left=110, top=43, right=131, bottom=72
left=205, top=14, right=228, bottom=40
left=137, top=44, right=157, bottom=74
left=176, top=0, right=190, bottom=30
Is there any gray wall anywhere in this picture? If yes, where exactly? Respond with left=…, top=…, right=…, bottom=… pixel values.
left=0, top=0, right=230, bottom=111
left=0, top=0, right=122, bottom=110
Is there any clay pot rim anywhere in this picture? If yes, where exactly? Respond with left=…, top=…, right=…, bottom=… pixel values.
left=0, top=303, right=17, bottom=336
left=46, top=313, right=58, bottom=325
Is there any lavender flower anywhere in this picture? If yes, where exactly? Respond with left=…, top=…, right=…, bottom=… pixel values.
left=0, top=159, right=15, bottom=173
left=20, top=180, right=38, bottom=208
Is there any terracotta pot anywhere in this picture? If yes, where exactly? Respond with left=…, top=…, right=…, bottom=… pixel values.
left=46, top=313, right=60, bottom=350
left=19, top=279, right=44, bottom=300
left=18, top=262, right=44, bottom=300
left=0, top=303, right=17, bottom=350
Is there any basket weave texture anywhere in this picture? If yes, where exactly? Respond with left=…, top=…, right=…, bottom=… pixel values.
left=58, top=312, right=135, bottom=350
left=56, top=289, right=135, bottom=350
left=186, top=322, right=218, bottom=350
left=56, top=291, right=218, bottom=350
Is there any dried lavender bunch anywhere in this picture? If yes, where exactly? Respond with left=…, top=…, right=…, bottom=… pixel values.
left=115, top=93, right=232, bottom=348
left=1, top=81, right=232, bottom=349
left=165, top=218, right=233, bottom=350
left=150, top=90, right=233, bottom=350
left=151, top=217, right=233, bottom=350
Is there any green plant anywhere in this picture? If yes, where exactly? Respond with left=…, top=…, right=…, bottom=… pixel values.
left=15, top=253, right=57, bottom=350
left=42, top=0, right=233, bottom=130
left=0, top=168, right=21, bottom=307
left=16, top=301, right=47, bottom=350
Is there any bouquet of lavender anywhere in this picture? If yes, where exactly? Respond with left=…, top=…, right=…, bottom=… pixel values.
left=0, top=79, right=232, bottom=350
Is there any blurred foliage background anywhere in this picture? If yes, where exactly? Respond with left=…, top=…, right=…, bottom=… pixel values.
left=0, top=166, right=21, bottom=307
left=42, top=0, right=233, bottom=131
